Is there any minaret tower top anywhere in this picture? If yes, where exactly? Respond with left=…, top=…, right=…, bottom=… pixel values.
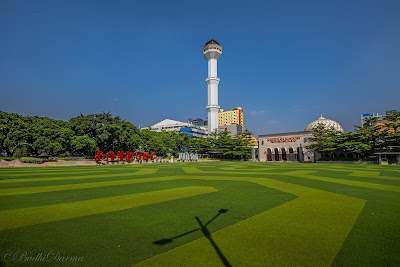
left=203, top=39, right=223, bottom=61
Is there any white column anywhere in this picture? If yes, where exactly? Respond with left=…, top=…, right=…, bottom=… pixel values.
left=208, top=58, right=217, bottom=77
left=206, top=76, right=220, bottom=134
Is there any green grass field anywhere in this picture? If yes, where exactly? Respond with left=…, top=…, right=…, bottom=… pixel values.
left=0, top=162, right=399, bottom=266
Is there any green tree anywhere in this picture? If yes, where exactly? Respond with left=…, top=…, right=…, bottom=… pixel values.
left=307, top=123, right=341, bottom=156
left=70, top=135, right=98, bottom=156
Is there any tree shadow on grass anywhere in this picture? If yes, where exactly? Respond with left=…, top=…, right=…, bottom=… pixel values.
left=153, top=209, right=231, bottom=267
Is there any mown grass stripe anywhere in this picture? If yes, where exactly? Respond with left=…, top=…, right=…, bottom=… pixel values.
left=0, top=186, right=217, bottom=230
left=182, top=167, right=203, bottom=173
left=0, top=169, right=158, bottom=185
left=349, top=171, right=400, bottom=181
left=134, top=176, right=365, bottom=267
left=0, top=169, right=107, bottom=176
left=0, top=176, right=176, bottom=195
left=219, top=167, right=277, bottom=172
left=0, top=167, right=101, bottom=174
left=1, top=170, right=108, bottom=180
left=134, top=169, right=158, bottom=175
left=286, top=170, right=400, bottom=192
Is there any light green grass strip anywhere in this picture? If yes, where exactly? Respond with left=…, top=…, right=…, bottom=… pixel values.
left=218, top=166, right=248, bottom=170
left=134, top=176, right=365, bottom=267
left=219, top=167, right=277, bottom=172
left=0, top=186, right=217, bottom=230
left=349, top=171, right=400, bottom=181
left=0, top=176, right=175, bottom=196
left=134, top=168, right=158, bottom=175
left=0, top=168, right=158, bottom=184
left=286, top=170, right=400, bottom=192
left=182, top=167, right=203, bottom=173
left=0, top=172, right=132, bottom=184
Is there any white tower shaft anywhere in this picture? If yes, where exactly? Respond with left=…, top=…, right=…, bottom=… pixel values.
left=206, top=76, right=220, bottom=133
left=203, top=40, right=222, bottom=134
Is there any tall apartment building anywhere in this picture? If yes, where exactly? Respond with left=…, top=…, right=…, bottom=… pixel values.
left=218, top=107, right=244, bottom=131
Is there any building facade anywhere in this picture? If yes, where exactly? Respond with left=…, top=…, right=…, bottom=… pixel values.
left=361, top=113, right=384, bottom=126
left=258, top=131, right=315, bottom=162
left=218, top=123, right=242, bottom=137
left=187, top=118, right=207, bottom=127
left=218, top=107, right=244, bottom=131
left=258, top=115, right=344, bottom=162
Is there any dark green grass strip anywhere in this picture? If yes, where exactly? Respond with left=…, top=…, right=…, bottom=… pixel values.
left=0, top=169, right=158, bottom=188
left=0, top=173, right=176, bottom=195
left=0, top=186, right=217, bottom=230
left=0, top=170, right=108, bottom=179
left=0, top=180, right=206, bottom=211
left=285, top=170, right=400, bottom=192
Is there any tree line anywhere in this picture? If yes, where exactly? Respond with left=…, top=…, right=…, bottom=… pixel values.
left=307, top=110, right=400, bottom=160
left=0, top=111, right=252, bottom=159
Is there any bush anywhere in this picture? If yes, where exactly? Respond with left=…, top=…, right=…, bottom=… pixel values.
left=363, top=156, right=378, bottom=161
left=1, top=157, right=17, bottom=161
left=20, top=157, right=44, bottom=164
left=42, top=158, right=57, bottom=163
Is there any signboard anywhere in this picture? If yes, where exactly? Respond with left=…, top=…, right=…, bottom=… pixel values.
left=267, top=137, right=300, bottom=143
left=178, top=153, right=198, bottom=161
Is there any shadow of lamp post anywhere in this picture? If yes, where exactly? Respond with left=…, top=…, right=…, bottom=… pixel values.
left=153, top=209, right=231, bottom=267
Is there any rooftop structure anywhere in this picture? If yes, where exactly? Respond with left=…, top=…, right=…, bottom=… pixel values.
left=142, top=119, right=208, bottom=138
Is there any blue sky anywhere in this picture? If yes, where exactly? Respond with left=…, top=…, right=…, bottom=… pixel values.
left=1, top=0, right=399, bottom=136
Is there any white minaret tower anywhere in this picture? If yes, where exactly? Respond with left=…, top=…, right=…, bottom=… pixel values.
left=203, top=39, right=222, bottom=134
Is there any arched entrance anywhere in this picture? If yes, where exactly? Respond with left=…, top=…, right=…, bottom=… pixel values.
left=289, top=147, right=294, bottom=161
left=274, top=148, right=280, bottom=161
left=281, top=148, right=287, bottom=161
left=296, top=147, right=303, bottom=162
left=267, top=148, right=273, bottom=161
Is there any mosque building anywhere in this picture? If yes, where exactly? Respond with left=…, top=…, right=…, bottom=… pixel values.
left=258, top=115, right=344, bottom=162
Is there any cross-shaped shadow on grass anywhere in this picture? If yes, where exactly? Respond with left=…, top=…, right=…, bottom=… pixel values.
left=153, top=209, right=231, bottom=267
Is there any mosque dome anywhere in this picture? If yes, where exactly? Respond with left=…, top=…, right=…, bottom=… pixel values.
left=305, top=114, right=344, bottom=133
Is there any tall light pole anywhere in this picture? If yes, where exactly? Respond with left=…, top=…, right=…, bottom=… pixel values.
left=203, top=39, right=222, bottom=134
